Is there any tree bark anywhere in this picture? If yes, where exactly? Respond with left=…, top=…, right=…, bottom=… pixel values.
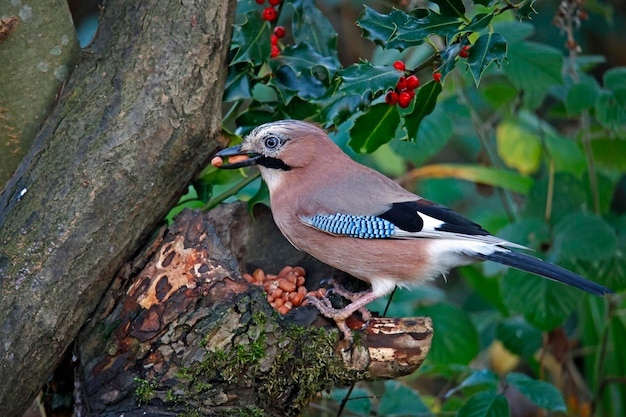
left=76, top=207, right=433, bottom=416
left=0, top=0, right=79, bottom=185
left=0, top=0, right=236, bottom=415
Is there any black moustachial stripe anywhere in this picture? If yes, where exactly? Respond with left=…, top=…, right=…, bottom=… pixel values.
left=257, top=156, right=291, bottom=171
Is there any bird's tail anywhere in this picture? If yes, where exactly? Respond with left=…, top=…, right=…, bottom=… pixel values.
left=475, top=250, right=613, bottom=296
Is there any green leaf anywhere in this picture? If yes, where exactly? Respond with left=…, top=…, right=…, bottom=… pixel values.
left=270, top=43, right=339, bottom=101
left=338, top=62, right=402, bottom=97
left=501, top=269, right=580, bottom=331
left=318, top=93, right=364, bottom=126
left=553, top=212, right=617, bottom=262
left=404, top=81, right=443, bottom=140
left=378, top=380, right=431, bottom=416
left=603, top=66, right=626, bottom=106
left=505, top=373, right=567, bottom=411
left=522, top=174, right=588, bottom=223
left=431, top=0, right=466, bottom=18
left=289, top=0, right=338, bottom=57
left=595, top=90, right=626, bottom=131
left=394, top=11, right=462, bottom=45
left=357, top=6, right=461, bottom=50
left=467, top=32, right=507, bottom=86
left=591, top=139, right=626, bottom=171
left=448, top=369, right=499, bottom=398
left=514, top=0, right=538, bottom=20
left=457, top=391, right=509, bottom=417
left=566, top=78, right=600, bottom=114
left=224, top=63, right=252, bottom=102
left=330, top=386, right=372, bottom=415
left=495, top=118, right=542, bottom=175
left=460, top=267, right=508, bottom=314
left=503, top=40, right=563, bottom=109
left=414, top=303, right=479, bottom=364
left=463, top=13, right=494, bottom=32
left=348, top=104, right=401, bottom=153
left=231, top=11, right=271, bottom=65
left=543, top=134, right=586, bottom=176
left=391, top=104, right=452, bottom=166
left=496, top=317, right=542, bottom=358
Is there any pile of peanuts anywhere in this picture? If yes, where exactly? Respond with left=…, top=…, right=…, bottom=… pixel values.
left=243, top=265, right=326, bottom=315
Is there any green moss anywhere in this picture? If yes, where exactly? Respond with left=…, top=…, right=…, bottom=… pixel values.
left=134, top=377, right=157, bottom=405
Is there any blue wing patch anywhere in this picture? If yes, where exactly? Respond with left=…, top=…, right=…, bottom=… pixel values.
left=301, top=213, right=396, bottom=239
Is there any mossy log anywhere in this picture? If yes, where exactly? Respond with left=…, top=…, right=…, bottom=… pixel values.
left=77, top=208, right=433, bottom=416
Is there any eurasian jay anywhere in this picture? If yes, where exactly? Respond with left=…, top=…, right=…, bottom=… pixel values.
left=212, top=120, right=612, bottom=341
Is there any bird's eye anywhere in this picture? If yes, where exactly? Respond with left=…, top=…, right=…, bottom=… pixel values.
left=264, top=136, right=280, bottom=149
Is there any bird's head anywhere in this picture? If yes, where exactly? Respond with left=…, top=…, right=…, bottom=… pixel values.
left=213, top=120, right=335, bottom=172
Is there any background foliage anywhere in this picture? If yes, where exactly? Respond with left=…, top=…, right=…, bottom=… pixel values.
left=175, top=0, right=626, bottom=415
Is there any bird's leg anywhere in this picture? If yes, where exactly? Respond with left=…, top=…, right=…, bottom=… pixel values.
left=306, top=289, right=380, bottom=342
left=324, top=278, right=373, bottom=322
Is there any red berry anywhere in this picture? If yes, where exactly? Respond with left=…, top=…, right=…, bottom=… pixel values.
left=268, top=0, right=281, bottom=5
left=271, top=34, right=279, bottom=45
left=459, top=50, right=469, bottom=58
left=385, top=90, right=398, bottom=105
left=255, top=0, right=264, bottom=4
left=271, top=44, right=280, bottom=57
left=393, top=61, right=406, bottom=71
left=274, top=26, right=286, bottom=38
left=263, top=7, right=277, bottom=21
left=406, top=75, right=419, bottom=90
left=396, top=76, right=407, bottom=91
left=462, top=45, right=471, bottom=51
left=407, top=89, right=415, bottom=99
left=398, top=91, right=412, bottom=108
left=433, top=72, right=442, bottom=82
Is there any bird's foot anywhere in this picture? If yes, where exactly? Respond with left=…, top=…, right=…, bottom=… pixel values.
left=305, top=289, right=376, bottom=344
left=323, top=279, right=372, bottom=322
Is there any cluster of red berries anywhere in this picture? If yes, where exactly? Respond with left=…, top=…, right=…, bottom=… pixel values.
left=385, top=61, right=420, bottom=108
left=270, top=26, right=286, bottom=57
left=257, top=0, right=281, bottom=21
left=459, top=44, right=471, bottom=58
left=255, top=0, right=285, bottom=58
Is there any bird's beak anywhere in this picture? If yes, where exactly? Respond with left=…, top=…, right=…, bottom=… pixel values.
left=213, top=144, right=261, bottom=169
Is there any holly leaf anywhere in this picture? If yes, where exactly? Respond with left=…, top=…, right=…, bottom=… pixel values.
left=463, top=13, right=494, bottom=33
left=231, top=11, right=271, bottom=65
left=357, top=6, right=461, bottom=50
left=337, top=61, right=402, bottom=97
left=404, top=81, right=443, bottom=140
left=289, top=0, right=338, bottom=57
left=515, top=0, right=538, bottom=20
left=431, top=0, right=466, bottom=18
left=269, top=43, right=339, bottom=101
left=348, top=104, right=401, bottom=153
left=467, top=32, right=507, bottom=86
left=223, top=63, right=252, bottom=102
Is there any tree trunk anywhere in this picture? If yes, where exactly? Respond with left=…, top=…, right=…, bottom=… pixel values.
left=76, top=207, right=433, bottom=416
left=0, top=0, right=236, bottom=415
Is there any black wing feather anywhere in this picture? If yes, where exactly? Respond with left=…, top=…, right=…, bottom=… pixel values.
left=378, top=200, right=491, bottom=236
